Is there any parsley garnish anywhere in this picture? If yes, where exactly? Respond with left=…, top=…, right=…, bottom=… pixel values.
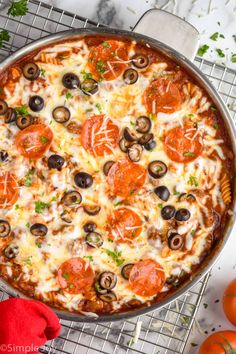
left=216, top=48, right=225, bottom=58
left=36, top=242, right=42, bottom=248
left=158, top=203, right=163, bottom=209
left=26, top=222, right=30, bottom=228
left=40, top=136, right=49, bottom=143
left=105, top=249, right=124, bottom=266
left=203, top=303, right=208, bottom=308
left=8, top=0, right=28, bottom=17
left=24, top=257, right=32, bottom=266
left=188, top=175, right=198, bottom=187
left=183, top=151, right=195, bottom=157
left=174, top=191, right=181, bottom=196
left=81, top=71, right=93, bottom=80
left=190, top=229, right=195, bottom=236
left=35, top=201, right=49, bottom=214
left=83, top=255, right=93, bottom=261
left=69, top=284, right=74, bottom=289
left=24, top=169, right=34, bottom=187
left=0, top=30, right=10, bottom=49
left=114, top=201, right=122, bottom=207
left=231, top=54, right=236, bottom=63
left=210, top=32, right=225, bottom=41
left=95, top=103, right=102, bottom=113
left=197, top=44, right=209, bottom=57
left=39, top=68, right=45, bottom=76
left=213, top=123, right=219, bottom=130
left=15, top=105, right=29, bottom=117
left=15, top=204, right=19, bottom=210
left=65, top=92, right=73, bottom=100
left=96, top=60, right=106, bottom=74
left=102, top=41, right=110, bottom=48
left=62, top=273, right=69, bottom=281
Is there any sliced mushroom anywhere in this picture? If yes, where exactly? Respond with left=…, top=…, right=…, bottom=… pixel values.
left=62, top=190, right=82, bottom=207
left=4, top=245, right=19, bottom=259
left=0, top=99, right=8, bottom=115
left=123, top=127, right=138, bottom=142
left=60, top=210, right=73, bottom=223
left=135, top=116, right=151, bottom=133
left=119, top=138, right=130, bottom=153
left=0, top=220, right=11, bottom=237
left=148, top=160, right=168, bottom=179
left=128, top=143, right=143, bottom=162
left=178, top=193, right=196, bottom=203
left=98, top=291, right=117, bottom=302
left=83, top=221, right=97, bottom=233
left=121, top=263, right=134, bottom=280
left=30, top=223, right=48, bottom=237
left=81, top=79, right=98, bottom=95
left=98, top=271, right=117, bottom=290
left=103, top=160, right=115, bottom=176
left=168, top=233, right=184, bottom=250
left=83, top=205, right=101, bottom=216
left=132, top=53, right=149, bottom=69
left=85, top=232, right=103, bottom=248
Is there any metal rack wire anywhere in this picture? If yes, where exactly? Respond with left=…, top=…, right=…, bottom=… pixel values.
left=0, top=1, right=236, bottom=353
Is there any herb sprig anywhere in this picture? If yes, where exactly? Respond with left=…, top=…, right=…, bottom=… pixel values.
left=8, top=0, right=28, bottom=17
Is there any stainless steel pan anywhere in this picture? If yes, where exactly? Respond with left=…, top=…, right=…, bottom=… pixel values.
left=0, top=9, right=235, bottom=323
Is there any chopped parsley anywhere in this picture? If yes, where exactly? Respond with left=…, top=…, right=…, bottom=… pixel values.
left=102, top=41, right=110, bottom=48
left=149, top=113, right=156, bottom=120
left=15, top=204, right=19, bottom=210
left=190, top=229, right=195, bottom=237
left=83, top=255, right=93, bottom=261
left=174, top=191, right=181, bottom=196
left=203, top=303, right=208, bottom=309
left=213, top=123, right=219, bottom=130
left=114, top=200, right=122, bottom=207
left=40, top=136, right=49, bottom=143
left=24, top=169, right=34, bottom=187
left=183, top=151, right=195, bottom=157
left=39, top=68, right=46, bottom=76
left=210, top=32, right=225, bottom=41
left=130, top=189, right=135, bottom=195
left=15, top=105, right=29, bottom=117
left=8, top=0, right=28, bottom=17
left=36, top=242, right=42, bottom=248
left=231, top=54, right=236, bottom=63
left=158, top=203, right=163, bottom=209
left=188, top=175, right=198, bottom=187
left=95, top=103, right=102, bottom=113
left=26, top=222, right=30, bottom=228
left=81, top=71, right=93, bottom=80
left=62, top=273, right=69, bottom=281
left=69, top=284, right=74, bottom=289
left=197, top=44, right=209, bottom=57
left=130, top=121, right=135, bottom=126
left=180, top=315, right=190, bottom=326
left=105, top=249, right=124, bottom=266
left=216, top=48, right=225, bottom=58
left=35, top=201, right=49, bottom=214
left=0, top=30, right=10, bottom=49
left=96, top=60, right=106, bottom=74
left=65, top=92, right=73, bottom=100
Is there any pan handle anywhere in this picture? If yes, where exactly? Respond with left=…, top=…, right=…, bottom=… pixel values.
left=132, top=9, right=199, bottom=62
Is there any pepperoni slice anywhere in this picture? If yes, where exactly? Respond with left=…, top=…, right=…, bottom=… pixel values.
left=107, top=207, right=142, bottom=244
left=143, top=78, right=181, bottom=114
left=15, top=124, right=53, bottom=159
left=88, top=40, right=129, bottom=81
left=0, top=172, right=19, bottom=209
left=129, top=259, right=165, bottom=297
left=57, top=257, right=94, bottom=294
left=163, top=125, right=203, bottom=163
left=107, top=159, right=146, bottom=199
left=81, top=114, right=119, bottom=157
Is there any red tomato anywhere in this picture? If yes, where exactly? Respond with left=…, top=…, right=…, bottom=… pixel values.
left=143, top=78, right=181, bottom=114
left=15, top=124, right=53, bottom=159
left=223, top=279, right=236, bottom=326
left=81, top=114, right=119, bottom=157
left=88, top=40, right=128, bottom=81
left=163, top=125, right=203, bottom=163
left=57, top=257, right=94, bottom=294
left=198, top=331, right=236, bottom=354
left=107, top=207, right=142, bottom=244
left=0, top=172, right=19, bottom=209
left=107, top=159, right=146, bottom=199
left=129, top=259, right=165, bottom=297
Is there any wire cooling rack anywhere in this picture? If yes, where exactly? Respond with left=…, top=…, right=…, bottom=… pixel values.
left=1, top=1, right=236, bottom=353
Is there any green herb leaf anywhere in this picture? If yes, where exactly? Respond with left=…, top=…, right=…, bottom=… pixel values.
left=81, top=71, right=93, bottom=80
left=26, top=222, right=30, bottom=228
left=96, top=60, right=106, bottom=74
left=216, top=48, right=225, bottom=58
left=190, top=229, right=195, bottom=236
left=105, top=249, right=124, bottom=266
left=114, top=201, right=122, bottom=207
left=15, top=105, right=29, bottom=117
left=158, top=203, right=163, bottom=209
left=210, top=32, right=219, bottom=41
left=15, top=204, right=19, bottom=210
left=69, top=284, right=74, bottom=289
left=8, top=0, right=28, bottom=17
left=24, top=169, right=34, bottom=187
left=149, top=113, right=156, bottom=120
left=40, top=136, right=49, bottom=143
left=174, top=191, right=181, bottom=196
left=95, top=103, right=102, bottom=113
left=24, top=257, right=32, bottom=266
left=102, top=41, right=110, bottom=48
left=36, top=241, right=42, bottom=248
left=35, top=201, right=49, bottom=214
left=62, top=273, right=69, bottom=281
left=183, top=151, right=195, bottom=157
left=65, top=92, right=73, bottom=100
left=213, top=123, right=219, bottom=130
left=39, top=68, right=45, bottom=76
left=83, top=255, right=93, bottom=261
left=188, top=175, right=198, bottom=187
left=231, top=54, right=236, bottom=63
left=197, top=45, right=209, bottom=57
left=203, top=303, right=208, bottom=308
left=0, top=30, right=10, bottom=49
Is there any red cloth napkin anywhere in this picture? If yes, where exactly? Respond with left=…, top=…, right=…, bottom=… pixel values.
left=0, top=298, right=61, bottom=353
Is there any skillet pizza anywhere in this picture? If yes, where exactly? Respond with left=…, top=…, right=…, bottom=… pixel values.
left=0, top=36, right=234, bottom=316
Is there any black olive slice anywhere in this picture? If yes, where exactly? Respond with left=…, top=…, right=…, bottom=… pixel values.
left=30, top=223, right=48, bottom=237
left=168, top=233, right=184, bottom=250
left=103, top=160, right=115, bottom=176
left=154, top=186, right=170, bottom=202
left=83, top=205, right=101, bottom=216
left=22, top=62, right=40, bottom=81
left=81, top=79, right=98, bottom=95
left=121, top=263, right=134, bottom=280
left=48, top=154, right=65, bottom=171
left=175, top=208, right=191, bottom=222
left=85, top=232, right=103, bottom=248
left=138, top=133, right=153, bottom=145
left=119, top=138, right=130, bottom=153
left=0, top=220, right=11, bottom=237
left=0, top=99, right=8, bottom=115
left=0, top=151, right=9, bottom=163
left=62, top=73, right=80, bottom=89
left=161, top=205, right=176, bottom=220
left=16, top=115, right=33, bottom=130
left=178, top=193, right=196, bottom=203
left=132, top=53, right=149, bottom=69
left=29, top=95, right=44, bottom=112
left=123, top=127, right=138, bottom=142
left=52, top=106, right=70, bottom=123
left=62, top=190, right=82, bottom=207
left=99, top=271, right=117, bottom=290
left=4, top=245, right=19, bottom=259
left=60, top=210, right=73, bottom=223
left=74, top=172, right=93, bottom=188
left=83, top=221, right=97, bottom=233
left=123, top=68, right=138, bottom=85
left=144, top=139, right=156, bottom=151
left=98, top=291, right=117, bottom=302
left=95, top=281, right=108, bottom=294
left=148, top=160, right=168, bottom=179
left=128, top=143, right=143, bottom=162
left=136, top=116, right=151, bottom=133
left=4, top=108, right=17, bottom=124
